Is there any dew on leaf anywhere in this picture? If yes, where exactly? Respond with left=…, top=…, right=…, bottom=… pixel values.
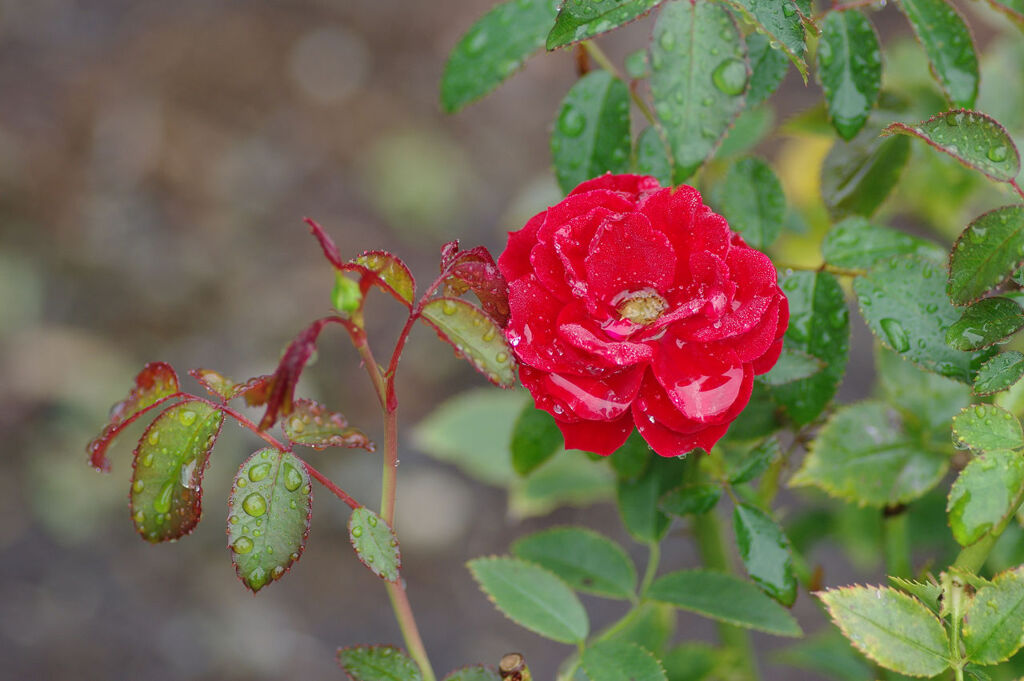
left=368, top=515, right=378, bottom=527
left=132, top=479, right=145, bottom=493
left=248, top=462, right=272, bottom=482
left=242, top=493, right=267, bottom=517
left=179, top=410, right=197, bottom=426
left=233, top=536, right=254, bottom=554
left=147, top=431, right=160, bottom=445
left=153, top=481, right=175, bottom=514
left=558, top=105, right=586, bottom=137
left=283, top=463, right=304, bottom=492
left=880, top=318, right=910, bottom=353
left=988, top=146, right=1008, bottom=163
left=352, top=525, right=364, bottom=538
left=712, top=58, right=747, bottom=96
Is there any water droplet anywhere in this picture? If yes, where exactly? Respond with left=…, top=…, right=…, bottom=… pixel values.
left=142, top=453, right=154, bottom=467
left=482, top=327, right=496, bottom=342
left=289, top=416, right=305, bottom=433
left=147, top=431, right=160, bottom=446
left=368, top=515, right=378, bottom=527
left=975, top=405, right=987, bottom=417
left=783, top=3, right=796, bottom=17
left=352, top=526, right=363, bottom=538
left=496, top=352, right=509, bottom=363
left=229, top=514, right=239, bottom=525
left=179, top=410, right=197, bottom=426
left=302, top=483, right=312, bottom=494
left=242, top=493, right=267, bottom=517
left=712, top=58, right=747, bottom=96
left=134, top=510, right=145, bottom=524
left=132, top=479, right=145, bottom=493
left=442, top=300, right=458, bottom=315
left=153, top=481, right=175, bottom=514
left=289, top=499, right=297, bottom=509
left=236, top=477, right=247, bottom=488
left=272, top=566, right=285, bottom=579
left=283, top=462, right=304, bottom=492
left=233, top=536, right=254, bottom=554
left=880, top=318, right=910, bottom=353
left=988, top=145, right=1008, bottom=163
left=658, top=30, right=675, bottom=51
left=249, top=462, right=272, bottom=482
left=248, top=567, right=267, bottom=590
left=558, top=104, right=586, bottom=138
left=466, top=28, right=487, bottom=56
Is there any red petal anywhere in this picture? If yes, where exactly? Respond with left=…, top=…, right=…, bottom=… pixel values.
left=569, top=173, right=662, bottom=201
left=584, top=212, right=676, bottom=302
left=722, top=297, right=781, bottom=363
left=554, top=414, right=635, bottom=456
left=498, top=211, right=546, bottom=283
left=557, top=304, right=655, bottom=367
left=553, top=207, right=620, bottom=299
left=634, top=411, right=729, bottom=458
left=506, top=276, right=598, bottom=375
left=652, top=336, right=753, bottom=424
left=752, top=338, right=784, bottom=375
left=640, top=187, right=731, bottom=282
left=542, top=365, right=646, bottom=421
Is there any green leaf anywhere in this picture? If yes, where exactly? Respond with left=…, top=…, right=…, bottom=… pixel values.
left=983, top=0, right=1024, bottom=30
left=790, top=400, right=948, bottom=507
left=661, top=643, right=717, bottom=681
left=757, top=347, right=825, bottom=387
left=352, top=251, right=416, bottom=307
left=854, top=255, right=992, bottom=383
left=727, top=382, right=783, bottom=441
left=634, top=126, right=673, bottom=187
left=974, top=351, right=1024, bottom=396
left=189, top=368, right=239, bottom=402
left=547, top=0, right=666, bottom=49
left=734, top=503, right=797, bottom=606
left=551, top=70, right=631, bottom=194
left=771, top=631, right=874, bottom=681
left=582, top=641, right=667, bottom=681
left=772, top=271, right=849, bottom=424
left=948, top=205, right=1024, bottom=305
left=963, top=566, right=1024, bottom=665
left=601, top=602, right=676, bottom=655
left=227, top=448, right=312, bottom=592
left=511, top=403, right=563, bottom=476
left=337, top=645, right=422, bottom=681
left=877, top=347, right=969, bottom=431
left=442, top=667, right=500, bottom=681
left=659, top=483, right=722, bottom=517
left=467, top=556, right=589, bottom=643
left=609, top=430, right=651, bottom=481
left=946, top=297, right=1024, bottom=351
left=349, top=507, right=401, bottom=583
left=648, top=570, right=802, bottom=637
left=625, top=49, right=649, bottom=79
left=889, top=576, right=943, bottom=615
left=818, top=586, right=950, bottom=676
left=617, top=455, right=686, bottom=543
left=717, top=105, right=776, bottom=159
left=821, top=216, right=945, bottom=270
left=951, top=404, right=1024, bottom=452
left=821, top=131, right=911, bottom=220
left=718, top=157, right=786, bottom=250
left=511, top=526, right=637, bottom=600
left=420, top=298, right=517, bottom=388
left=882, top=111, right=1021, bottom=183
left=746, top=33, right=789, bottom=107
left=283, top=398, right=373, bottom=450
left=440, top=0, right=559, bottom=113
left=720, top=0, right=808, bottom=80
left=727, top=436, right=780, bottom=485
left=649, top=0, right=748, bottom=182
left=896, top=0, right=979, bottom=108
left=509, top=450, right=615, bottom=517
left=948, top=449, right=1024, bottom=546
left=817, top=9, right=882, bottom=140
left=130, top=400, right=223, bottom=542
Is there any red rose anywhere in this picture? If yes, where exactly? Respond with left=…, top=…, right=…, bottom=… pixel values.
left=497, top=174, right=788, bottom=457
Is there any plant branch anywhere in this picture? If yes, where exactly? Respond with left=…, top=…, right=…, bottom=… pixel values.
left=639, top=541, right=661, bottom=597
left=1011, top=178, right=1024, bottom=203
left=883, top=508, right=912, bottom=578
left=385, top=582, right=436, bottom=681
left=581, top=40, right=657, bottom=126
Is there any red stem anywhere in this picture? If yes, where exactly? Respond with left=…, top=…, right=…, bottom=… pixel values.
left=304, top=462, right=361, bottom=509
left=385, top=272, right=449, bottom=411
left=1011, top=179, right=1024, bottom=203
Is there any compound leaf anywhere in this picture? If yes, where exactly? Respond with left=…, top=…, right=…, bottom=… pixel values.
left=283, top=398, right=374, bottom=451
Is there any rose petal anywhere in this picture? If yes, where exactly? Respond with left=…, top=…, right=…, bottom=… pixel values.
left=519, top=365, right=581, bottom=422
left=640, top=187, right=731, bottom=279
left=506, top=275, right=600, bottom=375
left=752, top=338, right=784, bottom=375
left=569, top=173, right=662, bottom=201
left=553, top=207, right=619, bottom=299
left=633, top=371, right=707, bottom=434
left=554, top=414, right=635, bottom=456
left=584, top=212, right=676, bottom=302
left=634, top=406, right=729, bottom=457
left=723, top=297, right=782, bottom=363
left=557, top=304, right=655, bottom=367
left=542, top=365, right=646, bottom=421
left=498, top=211, right=546, bottom=283
left=652, top=336, right=753, bottom=423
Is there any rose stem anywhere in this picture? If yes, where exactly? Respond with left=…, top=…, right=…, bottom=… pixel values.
left=882, top=506, right=911, bottom=579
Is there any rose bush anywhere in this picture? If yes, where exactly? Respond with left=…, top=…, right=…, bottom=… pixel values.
left=498, top=173, right=788, bottom=458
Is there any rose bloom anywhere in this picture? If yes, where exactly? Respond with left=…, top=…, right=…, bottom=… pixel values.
left=497, top=173, right=788, bottom=458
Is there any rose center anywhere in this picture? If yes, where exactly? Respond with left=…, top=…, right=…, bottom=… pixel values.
left=614, top=289, right=668, bottom=326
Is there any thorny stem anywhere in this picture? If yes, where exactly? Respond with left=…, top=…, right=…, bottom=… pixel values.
left=581, top=40, right=658, bottom=127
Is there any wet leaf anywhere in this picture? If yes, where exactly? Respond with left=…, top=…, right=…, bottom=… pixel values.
left=983, top=0, right=1024, bottom=30
left=882, top=110, right=1020, bottom=183
left=349, top=507, right=401, bottom=583
left=440, top=0, right=559, bottom=113
left=344, top=251, right=416, bottom=308
left=442, top=666, right=500, bottom=681
left=510, top=402, right=563, bottom=476
left=661, top=643, right=717, bottom=681
left=440, top=244, right=510, bottom=326
left=817, top=9, right=882, bottom=140
left=649, top=0, right=747, bottom=182
left=734, top=503, right=797, bottom=606
left=821, top=217, right=945, bottom=270
left=547, top=0, right=665, bottom=49
left=719, top=157, right=786, bottom=250
left=659, top=483, right=722, bottom=517
left=305, top=217, right=344, bottom=270
left=582, top=641, right=667, bottom=681
left=88, top=362, right=181, bottom=471
left=617, top=455, right=687, bottom=543
left=634, top=126, right=673, bottom=187
left=817, top=586, right=950, bottom=677
left=188, top=368, right=240, bottom=402
left=946, top=297, right=1024, bottom=351
left=648, top=570, right=802, bottom=637
left=963, top=566, right=1024, bottom=665
left=721, top=0, right=808, bottom=80
left=889, top=576, right=943, bottom=614
left=948, top=449, right=1024, bottom=546
left=551, top=70, right=631, bottom=195
left=746, top=33, right=789, bottom=107
left=821, top=131, right=911, bottom=220
left=467, top=556, right=589, bottom=643
left=771, top=630, right=874, bottom=681
left=252, top=319, right=331, bottom=430
left=337, top=645, right=421, bottom=681
left=948, top=205, right=1024, bottom=305
left=952, top=404, right=1023, bottom=452
left=854, top=255, right=993, bottom=383
left=877, top=347, right=970, bottom=431
left=609, top=429, right=652, bottom=481
left=790, top=400, right=948, bottom=507
left=130, top=400, right=223, bottom=542
left=973, top=351, right=1024, bottom=396
left=727, top=436, right=780, bottom=485
left=896, top=0, right=979, bottom=108
left=227, top=448, right=312, bottom=592
left=283, top=399, right=374, bottom=451
left=757, top=347, right=824, bottom=387
left=718, top=105, right=776, bottom=159
left=419, top=298, right=517, bottom=388
left=511, top=526, right=636, bottom=600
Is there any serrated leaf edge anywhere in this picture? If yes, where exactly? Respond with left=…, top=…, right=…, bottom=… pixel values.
left=349, top=507, right=402, bottom=584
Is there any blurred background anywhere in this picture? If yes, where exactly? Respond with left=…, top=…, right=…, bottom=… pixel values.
left=1, top=1, right=1022, bottom=679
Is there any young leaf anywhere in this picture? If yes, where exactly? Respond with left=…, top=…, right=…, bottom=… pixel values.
left=718, top=157, right=786, bottom=250
left=510, top=402, right=563, bottom=476
left=720, top=0, right=808, bottom=80
left=440, top=0, right=559, bottom=113
left=882, top=111, right=1021, bottom=183
left=440, top=244, right=510, bottom=326
left=649, top=0, right=748, bottom=182
left=818, top=587, right=950, bottom=677
left=889, top=576, right=943, bottom=614
left=771, top=271, right=849, bottom=425
left=974, top=351, right=1024, bottom=396
left=963, top=566, right=1024, bottom=665
left=948, top=205, right=1024, bottom=306
left=305, top=217, right=344, bottom=270
left=727, top=436, right=780, bottom=485
left=617, top=455, right=686, bottom=543
left=343, top=251, right=416, bottom=308
left=896, top=0, right=979, bottom=108
left=130, top=400, right=223, bottom=542
left=790, top=400, right=947, bottom=507
left=250, top=319, right=330, bottom=430
left=821, top=216, right=945, bottom=270
left=581, top=641, right=667, bottom=681
left=746, top=33, right=789, bottom=107
left=283, top=398, right=374, bottom=451
left=951, top=404, right=1024, bottom=452
left=771, top=630, right=875, bottom=681
left=349, top=507, right=401, bottom=583
left=854, top=255, right=992, bottom=383
left=419, top=298, right=517, bottom=388
left=634, top=126, right=673, bottom=187
left=467, top=556, right=589, bottom=643
left=189, top=368, right=240, bottom=402
left=547, top=0, right=666, bottom=49
left=757, top=347, right=825, bottom=387
left=511, top=526, right=637, bottom=600
left=443, top=667, right=500, bottom=681
left=337, top=645, right=421, bottom=681
left=551, top=70, right=631, bottom=195
left=88, top=362, right=181, bottom=471
left=648, top=570, right=802, bottom=637
left=659, top=483, right=722, bottom=517
left=948, top=449, right=1024, bottom=546
left=817, top=9, right=882, bottom=140
left=946, top=297, right=1024, bottom=351
left=734, top=503, right=798, bottom=606
left=821, top=132, right=911, bottom=220
left=227, top=448, right=313, bottom=592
